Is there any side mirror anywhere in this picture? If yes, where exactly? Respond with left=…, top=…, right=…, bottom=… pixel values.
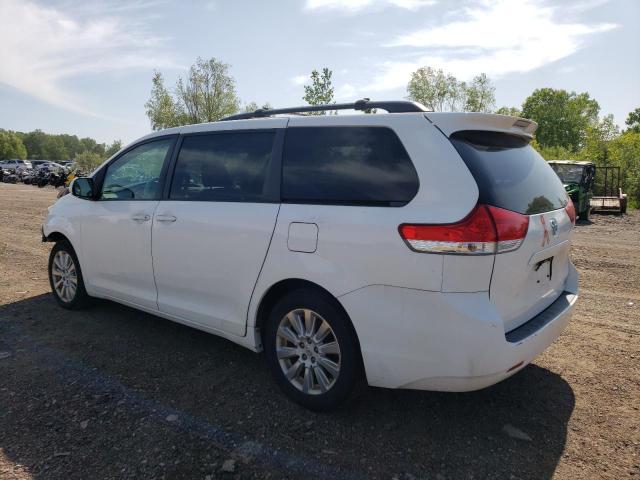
left=71, top=177, right=96, bottom=200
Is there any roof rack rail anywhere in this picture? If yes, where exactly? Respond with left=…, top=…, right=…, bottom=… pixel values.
left=220, top=98, right=429, bottom=121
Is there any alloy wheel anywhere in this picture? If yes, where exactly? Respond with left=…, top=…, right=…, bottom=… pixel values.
left=276, top=308, right=342, bottom=395
left=51, top=250, right=77, bottom=303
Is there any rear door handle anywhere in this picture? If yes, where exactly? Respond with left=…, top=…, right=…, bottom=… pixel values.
left=156, top=214, right=177, bottom=223
left=131, top=213, right=151, bottom=222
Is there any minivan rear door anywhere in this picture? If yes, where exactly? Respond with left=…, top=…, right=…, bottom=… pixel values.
left=448, top=129, right=574, bottom=333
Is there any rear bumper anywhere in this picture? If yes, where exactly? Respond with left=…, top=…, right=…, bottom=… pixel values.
left=339, top=263, right=578, bottom=391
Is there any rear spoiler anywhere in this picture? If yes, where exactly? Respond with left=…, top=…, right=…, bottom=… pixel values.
left=424, top=113, right=537, bottom=139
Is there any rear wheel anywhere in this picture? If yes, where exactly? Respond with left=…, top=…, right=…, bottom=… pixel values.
left=263, top=288, right=362, bottom=411
left=48, top=240, right=92, bottom=309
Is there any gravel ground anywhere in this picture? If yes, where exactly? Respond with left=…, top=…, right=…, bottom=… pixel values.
left=0, top=183, right=638, bottom=480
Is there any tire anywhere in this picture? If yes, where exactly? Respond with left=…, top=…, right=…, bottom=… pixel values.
left=263, top=288, right=363, bottom=411
left=48, top=240, right=92, bottom=309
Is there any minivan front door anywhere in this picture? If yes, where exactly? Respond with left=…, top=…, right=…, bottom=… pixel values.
left=152, top=129, right=282, bottom=336
left=81, top=137, right=175, bottom=309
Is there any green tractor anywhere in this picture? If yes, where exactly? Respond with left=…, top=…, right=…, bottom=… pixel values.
left=548, top=160, right=596, bottom=221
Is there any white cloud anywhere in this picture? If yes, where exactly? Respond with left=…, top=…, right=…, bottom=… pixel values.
left=388, top=0, right=435, bottom=9
left=0, top=0, right=177, bottom=117
left=305, top=0, right=435, bottom=13
left=364, top=0, right=616, bottom=92
left=335, top=83, right=358, bottom=100
left=291, top=75, right=308, bottom=86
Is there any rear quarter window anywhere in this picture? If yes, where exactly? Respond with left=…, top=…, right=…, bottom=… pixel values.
left=282, top=126, right=419, bottom=206
left=450, top=131, right=568, bottom=215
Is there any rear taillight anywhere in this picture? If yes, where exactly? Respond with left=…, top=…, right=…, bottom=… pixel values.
left=488, top=205, right=530, bottom=253
left=399, top=204, right=529, bottom=255
left=565, top=198, right=576, bottom=225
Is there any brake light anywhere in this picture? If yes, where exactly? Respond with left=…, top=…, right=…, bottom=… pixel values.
left=565, top=198, right=576, bottom=225
left=488, top=205, right=530, bottom=253
left=399, top=204, right=529, bottom=255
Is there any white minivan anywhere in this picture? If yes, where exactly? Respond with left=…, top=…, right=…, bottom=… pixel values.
left=42, top=100, right=578, bottom=410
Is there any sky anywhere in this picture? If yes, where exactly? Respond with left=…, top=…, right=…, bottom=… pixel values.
left=0, top=0, right=638, bottom=145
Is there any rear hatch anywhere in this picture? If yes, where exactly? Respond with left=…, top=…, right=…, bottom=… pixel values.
left=449, top=129, right=574, bottom=332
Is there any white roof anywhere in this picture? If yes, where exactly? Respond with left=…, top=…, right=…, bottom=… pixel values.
left=138, top=111, right=538, bottom=144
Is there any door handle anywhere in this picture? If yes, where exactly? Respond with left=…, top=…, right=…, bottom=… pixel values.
left=156, top=214, right=177, bottom=223
left=131, top=213, right=151, bottom=222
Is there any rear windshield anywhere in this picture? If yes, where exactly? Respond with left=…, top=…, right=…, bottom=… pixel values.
left=450, top=131, right=568, bottom=215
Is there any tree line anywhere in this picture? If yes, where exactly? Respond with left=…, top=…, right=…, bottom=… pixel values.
left=0, top=129, right=122, bottom=171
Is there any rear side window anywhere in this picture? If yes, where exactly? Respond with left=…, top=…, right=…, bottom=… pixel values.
left=450, top=131, right=568, bottom=215
left=282, top=127, right=419, bottom=206
left=170, top=131, right=275, bottom=202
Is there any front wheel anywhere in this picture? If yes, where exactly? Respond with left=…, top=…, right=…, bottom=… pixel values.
left=48, top=240, right=92, bottom=309
left=263, top=289, right=363, bottom=411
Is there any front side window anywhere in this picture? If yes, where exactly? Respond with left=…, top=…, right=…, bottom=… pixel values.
left=282, top=127, right=419, bottom=206
left=100, top=139, right=173, bottom=200
left=169, top=131, right=275, bottom=202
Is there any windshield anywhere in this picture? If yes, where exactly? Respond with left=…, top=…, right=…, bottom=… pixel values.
left=450, top=131, right=568, bottom=215
left=549, top=164, right=584, bottom=184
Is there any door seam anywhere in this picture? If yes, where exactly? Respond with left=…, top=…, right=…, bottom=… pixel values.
left=149, top=200, right=162, bottom=310
left=244, top=203, right=282, bottom=337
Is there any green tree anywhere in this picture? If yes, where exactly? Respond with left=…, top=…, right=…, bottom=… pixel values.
left=303, top=68, right=335, bottom=114
left=407, top=67, right=494, bottom=112
left=58, top=134, right=83, bottom=159
left=74, top=151, right=104, bottom=173
left=22, top=129, right=48, bottom=159
left=578, top=114, right=619, bottom=165
left=175, top=57, right=240, bottom=124
left=243, top=101, right=273, bottom=113
left=407, top=67, right=460, bottom=112
left=495, top=106, right=522, bottom=117
left=105, top=140, right=122, bottom=158
left=79, top=137, right=105, bottom=156
left=625, top=107, right=640, bottom=133
left=531, top=138, right=578, bottom=161
left=43, top=135, right=68, bottom=160
left=608, top=130, right=640, bottom=207
left=0, top=130, right=27, bottom=160
left=10, top=128, right=119, bottom=164
left=464, top=73, right=495, bottom=113
left=145, top=72, right=184, bottom=130
left=521, top=88, right=599, bottom=151
left=145, top=59, right=240, bottom=130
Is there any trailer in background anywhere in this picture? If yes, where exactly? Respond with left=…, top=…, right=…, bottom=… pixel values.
left=590, top=166, right=627, bottom=215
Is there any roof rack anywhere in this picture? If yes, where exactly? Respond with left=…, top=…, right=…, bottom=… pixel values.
left=220, top=98, right=429, bottom=121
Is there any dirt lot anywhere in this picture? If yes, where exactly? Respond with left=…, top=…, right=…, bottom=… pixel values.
left=0, top=183, right=638, bottom=480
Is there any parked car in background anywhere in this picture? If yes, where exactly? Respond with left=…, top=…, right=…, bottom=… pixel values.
left=0, top=159, right=32, bottom=171
left=35, top=161, right=64, bottom=172
left=42, top=100, right=579, bottom=410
